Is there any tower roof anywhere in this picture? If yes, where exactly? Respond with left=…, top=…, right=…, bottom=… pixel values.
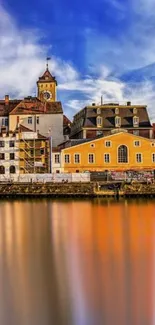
left=37, top=68, right=57, bottom=85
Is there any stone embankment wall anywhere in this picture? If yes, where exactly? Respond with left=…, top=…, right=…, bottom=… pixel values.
left=0, top=183, right=94, bottom=197
left=0, top=181, right=155, bottom=198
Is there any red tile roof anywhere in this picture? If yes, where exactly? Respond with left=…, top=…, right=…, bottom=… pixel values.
left=9, top=97, right=63, bottom=115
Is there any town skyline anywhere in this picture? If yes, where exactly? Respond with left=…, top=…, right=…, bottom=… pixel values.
left=1, top=0, right=155, bottom=120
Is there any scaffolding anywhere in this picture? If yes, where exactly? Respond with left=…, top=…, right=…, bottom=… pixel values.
left=19, top=134, right=49, bottom=174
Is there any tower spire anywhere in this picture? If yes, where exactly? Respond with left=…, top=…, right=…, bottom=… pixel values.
left=46, top=57, right=51, bottom=70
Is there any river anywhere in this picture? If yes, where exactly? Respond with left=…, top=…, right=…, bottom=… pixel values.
left=0, top=198, right=154, bottom=325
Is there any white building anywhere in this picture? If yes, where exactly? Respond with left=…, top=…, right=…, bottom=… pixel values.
left=0, top=131, right=20, bottom=178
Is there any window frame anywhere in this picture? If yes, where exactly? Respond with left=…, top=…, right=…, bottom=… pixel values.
left=28, top=116, right=32, bottom=124
left=55, top=154, right=60, bottom=164
left=97, top=116, right=102, bottom=127
left=105, top=140, right=112, bottom=148
left=118, top=145, right=128, bottom=163
left=88, top=153, right=95, bottom=164
left=115, top=116, right=121, bottom=127
left=64, top=154, right=70, bottom=164
left=74, top=153, right=80, bottom=164
left=136, top=153, right=143, bottom=163
left=10, top=165, right=16, bottom=174
left=104, top=153, right=110, bottom=164
left=134, top=140, right=141, bottom=147
left=9, top=140, right=15, bottom=148
left=152, top=153, right=155, bottom=163
left=10, top=153, right=15, bottom=160
left=133, top=116, right=139, bottom=127
left=0, top=153, right=5, bottom=160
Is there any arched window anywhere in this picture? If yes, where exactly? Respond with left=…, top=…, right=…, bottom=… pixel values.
left=0, top=166, right=5, bottom=174
left=118, top=145, right=128, bottom=163
left=10, top=165, right=16, bottom=174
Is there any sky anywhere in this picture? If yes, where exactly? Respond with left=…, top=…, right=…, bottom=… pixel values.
left=1, top=0, right=155, bottom=120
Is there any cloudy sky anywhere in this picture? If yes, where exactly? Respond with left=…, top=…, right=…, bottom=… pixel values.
left=1, top=0, right=155, bottom=119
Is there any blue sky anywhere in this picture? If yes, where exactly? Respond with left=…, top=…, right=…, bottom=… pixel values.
left=1, top=0, right=155, bottom=119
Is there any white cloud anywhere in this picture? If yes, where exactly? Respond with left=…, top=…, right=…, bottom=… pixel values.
left=0, top=4, right=78, bottom=98
left=0, top=2, right=155, bottom=123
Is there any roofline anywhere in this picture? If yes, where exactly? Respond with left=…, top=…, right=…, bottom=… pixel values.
left=62, top=131, right=154, bottom=151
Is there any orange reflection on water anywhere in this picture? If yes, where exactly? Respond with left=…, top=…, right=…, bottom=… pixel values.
left=0, top=199, right=155, bottom=325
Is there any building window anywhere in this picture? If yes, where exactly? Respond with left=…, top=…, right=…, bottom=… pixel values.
left=118, top=145, right=128, bottom=163
left=0, top=141, right=4, bottom=147
left=9, top=141, right=15, bottom=147
left=10, top=153, right=15, bottom=160
left=115, top=107, right=119, bottom=114
left=28, top=116, right=32, bottom=124
left=97, top=107, right=101, bottom=114
left=97, top=116, right=102, bottom=127
left=65, top=154, right=70, bottom=163
left=10, top=165, right=16, bottom=174
left=30, top=149, right=34, bottom=156
left=74, top=154, right=80, bottom=163
left=88, top=154, right=95, bottom=163
left=152, top=153, right=155, bottom=163
left=133, top=116, right=139, bottom=127
left=134, top=140, right=140, bottom=147
left=4, top=119, right=8, bottom=126
left=90, top=143, right=95, bottom=148
left=36, top=116, right=39, bottom=124
left=55, top=154, right=60, bottom=163
left=105, top=141, right=112, bottom=147
left=40, top=148, right=44, bottom=155
left=115, top=116, right=121, bottom=127
left=133, top=107, right=137, bottom=114
left=104, top=153, right=110, bottom=163
left=136, top=153, right=142, bottom=163
left=0, top=153, right=5, bottom=160
left=0, top=166, right=5, bottom=174
left=151, top=143, right=155, bottom=147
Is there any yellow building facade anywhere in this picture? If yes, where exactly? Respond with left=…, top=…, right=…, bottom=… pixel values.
left=61, top=132, right=155, bottom=172
left=37, top=68, right=57, bottom=102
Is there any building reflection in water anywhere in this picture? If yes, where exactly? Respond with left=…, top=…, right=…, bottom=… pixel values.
left=0, top=198, right=155, bottom=325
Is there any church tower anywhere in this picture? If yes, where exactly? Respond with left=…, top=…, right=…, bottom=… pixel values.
left=37, top=59, right=57, bottom=102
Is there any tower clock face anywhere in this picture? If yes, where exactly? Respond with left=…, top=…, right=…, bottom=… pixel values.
left=43, top=91, right=52, bottom=101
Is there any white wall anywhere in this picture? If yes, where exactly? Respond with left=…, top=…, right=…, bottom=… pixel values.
left=0, top=135, right=19, bottom=176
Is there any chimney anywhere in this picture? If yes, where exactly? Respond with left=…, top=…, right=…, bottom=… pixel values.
left=5, top=95, right=9, bottom=105
left=127, top=101, right=131, bottom=106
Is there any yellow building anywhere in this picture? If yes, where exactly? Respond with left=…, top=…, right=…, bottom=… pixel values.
left=61, top=131, right=155, bottom=172
left=37, top=64, right=57, bottom=102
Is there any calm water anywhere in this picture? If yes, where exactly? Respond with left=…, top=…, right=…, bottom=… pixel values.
left=0, top=198, right=155, bottom=325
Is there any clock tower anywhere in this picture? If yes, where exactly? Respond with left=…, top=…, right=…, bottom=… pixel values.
left=37, top=61, right=57, bottom=102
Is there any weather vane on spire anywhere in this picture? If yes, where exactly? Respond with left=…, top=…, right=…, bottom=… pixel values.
left=46, top=57, right=51, bottom=70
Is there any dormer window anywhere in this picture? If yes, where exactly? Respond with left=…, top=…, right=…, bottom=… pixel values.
left=97, top=107, right=101, bottom=114
left=133, top=107, right=137, bottom=114
left=115, top=116, right=121, bottom=127
left=115, top=107, right=119, bottom=114
left=97, top=116, right=102, bottom=127
left=133, top=116, right=139, bottom=127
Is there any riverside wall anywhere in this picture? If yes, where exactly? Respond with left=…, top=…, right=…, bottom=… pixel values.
left=0, top=181, right=155, bottom=198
